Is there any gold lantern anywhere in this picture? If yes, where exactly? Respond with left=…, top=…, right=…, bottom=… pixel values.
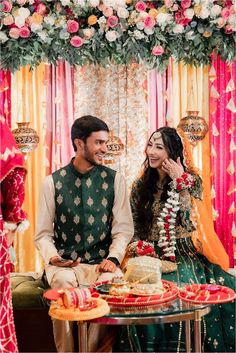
left=177, top=111, right=209, bottom=146
left=104, top=131, right=124, bottom=164
left=12, top=122, right=39, bottom=154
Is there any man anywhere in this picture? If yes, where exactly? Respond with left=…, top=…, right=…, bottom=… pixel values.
left=35, top=115, right=133, bottom=352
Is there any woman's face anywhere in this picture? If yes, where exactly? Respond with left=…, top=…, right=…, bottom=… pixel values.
left=146, top=132, right=169, bottom=170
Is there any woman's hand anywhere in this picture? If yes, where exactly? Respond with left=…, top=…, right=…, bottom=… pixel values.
left=5, top=229, right=16, bottom=246
left=162, top=157, right=184, bottom=180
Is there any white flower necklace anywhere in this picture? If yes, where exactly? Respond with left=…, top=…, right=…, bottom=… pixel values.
left=157, top=188, right=180, bottom=262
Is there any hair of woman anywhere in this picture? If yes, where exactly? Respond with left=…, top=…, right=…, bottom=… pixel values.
left=134, top=127, right=186, bottom=235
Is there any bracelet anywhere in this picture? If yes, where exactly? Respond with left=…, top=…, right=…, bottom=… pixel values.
left=172, top=172, right=195, bottom=192
left=4, top=219, right=29, bottom=233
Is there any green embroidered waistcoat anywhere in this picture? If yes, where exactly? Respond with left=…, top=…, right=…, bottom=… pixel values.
left=52, top=161, right=116, bottom=263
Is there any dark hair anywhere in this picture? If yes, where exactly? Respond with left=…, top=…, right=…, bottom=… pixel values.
left=134, top=127, right=185, bottom=235
left=71, top=115, right=109, bottom=151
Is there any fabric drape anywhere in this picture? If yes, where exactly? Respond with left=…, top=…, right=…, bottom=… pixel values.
left=11, top=64, right=47, bottom=272
left=209, top=58, right=236, bottom=267
left=74, top=63, right=149, bottom=188
left=0, top=70, right=11, bottom=126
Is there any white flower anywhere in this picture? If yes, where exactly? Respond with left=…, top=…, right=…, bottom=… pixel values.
left=98, top=16, right=107, bottom=25
left=83, top=27, right=95, bottom=39
left=59, top=29, right=70, bottom=39
left=30, top=23, right=42, bottom=32
left=105, top=30, right=118, bottom=42
left=0, top=31, right=9, bottom=43
left=44, top=15, right=56, bottom=26
left=89, top=0, right=99, bottom=6
left=173, top=24, right=184, bottom=34
left=133, top=29, right=145, bottom=40
left=117, top=7, right=129, bottom=19
left=199, top=8, right=210, bottom=19
left=136, top=21, right=145, bottom=30
left=103, top=0, right=126, bottom=10
left=186, top=30, right=195, bottom=40
left=156, top=13, right=172, bottom=26
left=61, top=0, right=71, bottom=5
left=184, top=8, right=194, bottom=20
left=210, top=5, right=222, bottom=18
left=37, top=31, right=50, bottom=43
left=18, top=7, right=31, bottom=19
left=144, top=27, right=154, bottom=35
left=14, top=16, right=26, bottom=28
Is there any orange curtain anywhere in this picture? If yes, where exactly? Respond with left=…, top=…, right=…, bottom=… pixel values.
left=11, top=64, right=47, bottom=272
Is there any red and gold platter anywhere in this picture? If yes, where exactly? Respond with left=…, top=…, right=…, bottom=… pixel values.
left=178, top=284, right=236, bottom=304
left=94, top=280, right=178, bottom=307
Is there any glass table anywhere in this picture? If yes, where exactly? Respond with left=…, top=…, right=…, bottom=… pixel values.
left=77, top=298, right=211, bottom=353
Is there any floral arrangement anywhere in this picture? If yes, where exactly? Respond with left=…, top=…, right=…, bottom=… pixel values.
left=127, top=240, right=157, bottom=257
left=0, top=0, right=235, bottom=72
left=157, top=172, right=195, bottom=262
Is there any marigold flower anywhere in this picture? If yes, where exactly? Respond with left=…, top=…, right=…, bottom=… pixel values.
left=88, top=15, right=98, bottom=25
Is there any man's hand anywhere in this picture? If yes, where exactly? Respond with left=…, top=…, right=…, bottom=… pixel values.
left=96, top=259, right=117, bottom=273
left=49, top=256, right=80, bottom=267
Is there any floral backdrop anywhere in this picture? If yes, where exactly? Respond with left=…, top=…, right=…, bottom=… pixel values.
left=0, top=0, right=235, bottom=73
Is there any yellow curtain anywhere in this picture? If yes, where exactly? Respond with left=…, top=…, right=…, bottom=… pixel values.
left=168, top=62, right=212, bottom=211
left=11, top=64, right=47, bottom=272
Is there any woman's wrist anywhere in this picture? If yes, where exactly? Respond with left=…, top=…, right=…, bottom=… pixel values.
left=172, top=172, right=195, bottom=192
left=4, top=219, right=29, bottom=233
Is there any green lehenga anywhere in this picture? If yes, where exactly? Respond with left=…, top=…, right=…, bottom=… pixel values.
left=113, top=180, right=235, bottom=353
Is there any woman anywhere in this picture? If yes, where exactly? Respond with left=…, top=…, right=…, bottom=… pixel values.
left=0, top=117, right=29, bottom=353
left=117, top=127, right=235, bottom=353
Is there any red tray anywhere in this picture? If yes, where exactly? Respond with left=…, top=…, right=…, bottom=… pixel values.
left=178, top=284, right=236, bottom=304
left=94, top=280, right=178, bottom=307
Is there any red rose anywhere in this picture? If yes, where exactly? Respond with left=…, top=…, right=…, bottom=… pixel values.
left=19, top=26, right=30, bottom=38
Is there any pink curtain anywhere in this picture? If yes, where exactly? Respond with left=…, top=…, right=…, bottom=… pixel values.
left=209, top=58, right=236, bottom=267
left=45, top=61, right=75, bottom=174
left=0, top=70, right=11, bottom=126
left=148, top=64, right=171, bottom=132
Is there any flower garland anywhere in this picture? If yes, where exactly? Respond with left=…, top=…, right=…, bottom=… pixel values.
left=127, top=240, right=157, bottom=257
left=157, top=172, right=195, bottom=262
left=0, top=0, right=235, bottom=73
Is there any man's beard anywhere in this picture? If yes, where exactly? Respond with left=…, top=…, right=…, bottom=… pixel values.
left=84, top=145, right=102, bottom=166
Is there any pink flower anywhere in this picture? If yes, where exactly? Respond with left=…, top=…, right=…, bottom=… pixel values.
left=143, top=15, right=155, bottom=28
left=135, top=1, right=147, bottom=13
left=181, top=0, right=191, bottom=10
left=175, top=10, right=191, bottom=26
left=217, top=17, right=226, bottom=28
left=1, top=1, right=12, bottom=12
left=19, top=26, right=30, bottom=38
left=9, top=28, right=20, bottom=39
left=152, top=45, right=164, bottom=56
left=164, top=0, right=174, bottom=9
left=3, top=14, right=14, bottom=26
left=225, top=25, right=233, bottom=34
left=16, top=0, right=27, bottom=5
left=103, top=7, right=113, bottom=17
left=221, top=8, right=230, bottom=19
left=107, top=16, right=118, bottom=28
left=67, top=20, right=79, bottom=33
left=70, top=35, right=84, bottom=48
left=36, top=3, right=47, bottom=16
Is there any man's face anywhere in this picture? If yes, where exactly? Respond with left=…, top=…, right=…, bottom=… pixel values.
left=81, top=131, right=109, bottom=166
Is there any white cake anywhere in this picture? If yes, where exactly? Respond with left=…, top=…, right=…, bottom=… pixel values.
left=124, top=256, right=163, bottom=287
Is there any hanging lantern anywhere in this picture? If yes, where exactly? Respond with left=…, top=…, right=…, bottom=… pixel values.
left=104, top=131, right=124, bottom=164
left=12, top=122, right=39, bottom=154
left=177, top=111, right=209, bottom=146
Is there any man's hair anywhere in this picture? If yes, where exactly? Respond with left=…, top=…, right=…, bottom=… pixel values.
left=71, top=115, right=109, bottom=151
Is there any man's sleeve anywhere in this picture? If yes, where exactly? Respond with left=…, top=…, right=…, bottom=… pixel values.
left=108, top=172, right=134, bottom=264
left=35, top=175, right=59, bottom=265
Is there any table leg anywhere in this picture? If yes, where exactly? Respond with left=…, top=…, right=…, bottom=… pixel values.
left=194, top=310, right=202, bottom=353
left=185, top=320, right=191, bottom=353
left=78, top=321, right=88, bottom=353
